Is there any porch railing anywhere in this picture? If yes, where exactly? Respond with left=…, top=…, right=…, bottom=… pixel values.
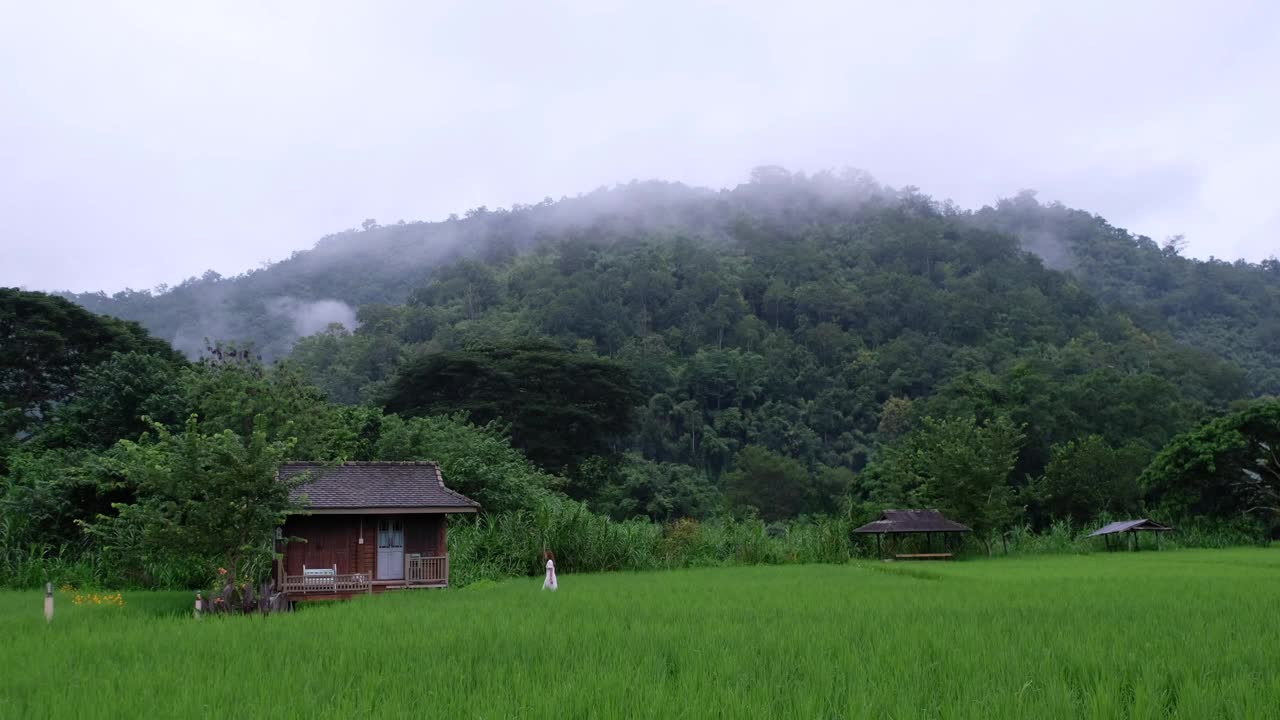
left=406, top=555, right=449, bottom=585
left=281, top=565, right=372, bottom=594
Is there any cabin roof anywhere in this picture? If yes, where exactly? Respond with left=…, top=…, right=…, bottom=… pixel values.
left=280, top=462, right=480, bottom=513
left=1088, top=519, right=1174, bottom=536
left=852, top=509, right=972, bottom=534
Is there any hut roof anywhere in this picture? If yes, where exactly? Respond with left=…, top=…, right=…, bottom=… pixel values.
left=279, top=462, right=480, bottom=513
left=853, top=509, right=971, bottom=534
left=1088, top=519, right=1174, bottom=537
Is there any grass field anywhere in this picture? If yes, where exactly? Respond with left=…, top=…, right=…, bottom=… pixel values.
left=2, top=548, right=1279, bottom=719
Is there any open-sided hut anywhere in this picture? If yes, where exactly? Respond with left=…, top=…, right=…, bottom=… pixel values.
left=273, top=462, right=479, bottom=601
left=854, top=509, right=971, bottom=560
left=1088, top=519, right=1174, bottom=552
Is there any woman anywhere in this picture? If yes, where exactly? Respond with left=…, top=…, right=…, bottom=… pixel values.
left=542, top=549, right=558, bottom=591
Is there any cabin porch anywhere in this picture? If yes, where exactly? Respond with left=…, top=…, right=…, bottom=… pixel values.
left=276, top=513, right=454, bottom=601
left=280, top=555, right=450, bottom=600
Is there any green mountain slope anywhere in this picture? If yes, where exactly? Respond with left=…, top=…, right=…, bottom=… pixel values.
left=54, top=168, right=1278, bottom=519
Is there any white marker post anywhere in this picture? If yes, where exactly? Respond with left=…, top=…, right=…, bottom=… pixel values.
left=44, top=582, right=53, bottom=624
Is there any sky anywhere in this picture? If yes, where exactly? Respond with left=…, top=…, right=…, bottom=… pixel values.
left=2, top=1, right=1277, bottom=293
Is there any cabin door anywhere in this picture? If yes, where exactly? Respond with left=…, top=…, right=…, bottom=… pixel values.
left=376, top=518, right=405, bottom=580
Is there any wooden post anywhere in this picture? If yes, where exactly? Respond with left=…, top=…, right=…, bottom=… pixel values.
left=44, top=583, right=54, bottom=624
left=875, top=534, right=882, bottom=559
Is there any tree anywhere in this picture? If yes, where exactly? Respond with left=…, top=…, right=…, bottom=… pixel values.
left=594, top=453, right=720, bottom=521
left=35, top=352, right=186, bottom=450
left=869, top=416, right=1026, bottom=551
left=724, top=445, right=815, bottom=521
left=0, top=289, right=182, bottom=440
left=371, top=413, right=560, bottom=513
left=382, top=340, right=643, bottom=477
left=1038, top=436, right=1149, bottom=523
left=83, top=415, right=299, bottom=591
left=181, top=347, right=361, bottom=461
left=1141, top=401, right=1280, bottom=532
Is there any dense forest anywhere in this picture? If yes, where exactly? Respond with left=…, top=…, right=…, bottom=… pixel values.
left=6, top=168, right=1278, bottom=588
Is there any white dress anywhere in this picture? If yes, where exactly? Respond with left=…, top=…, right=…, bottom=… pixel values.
left=542, top=559, right=558, bottom=591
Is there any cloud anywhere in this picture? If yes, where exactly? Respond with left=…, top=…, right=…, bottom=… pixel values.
left=267, top=297, right=359, bottom=337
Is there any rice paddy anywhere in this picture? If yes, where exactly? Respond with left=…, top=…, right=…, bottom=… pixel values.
left=2, top=548, right=1278, bottom=719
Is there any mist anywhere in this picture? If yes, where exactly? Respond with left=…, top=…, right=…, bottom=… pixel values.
left=268, top=297, right=359, bottom=337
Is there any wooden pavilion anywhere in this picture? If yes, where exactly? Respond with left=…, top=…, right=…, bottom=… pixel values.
left=1088, top=519, right=1174, bottom=552
left=854, top=509, right=971, bottom=560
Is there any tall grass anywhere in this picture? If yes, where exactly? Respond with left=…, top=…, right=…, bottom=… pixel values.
left=446, top=499, right=859, bottom=586
left=3, top=549, right=1278, bottom=719
left=5, top=495, right=1268, bottom=590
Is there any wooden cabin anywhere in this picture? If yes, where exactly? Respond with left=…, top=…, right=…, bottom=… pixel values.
left=273, top=462, right=479, bottom=601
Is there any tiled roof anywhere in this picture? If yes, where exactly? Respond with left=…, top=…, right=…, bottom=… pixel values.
left=853, top=509, right=972, bottom=534
left=279, top=462, right=480, bottom=510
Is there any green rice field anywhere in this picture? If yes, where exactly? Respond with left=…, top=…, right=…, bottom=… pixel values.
left=2, top=548, right=1278, bottom=719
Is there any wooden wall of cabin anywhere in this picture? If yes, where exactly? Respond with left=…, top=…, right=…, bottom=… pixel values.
left=283, top=514, right=447, bottom=577
left=283, top=515, right=360, bottom=576
left=404, top=514, right=446, bottom=557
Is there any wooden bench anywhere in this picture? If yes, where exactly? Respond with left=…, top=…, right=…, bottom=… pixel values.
left=893, top=553, right=954, bottom=561
left=302, top=565, right=337, bottom=591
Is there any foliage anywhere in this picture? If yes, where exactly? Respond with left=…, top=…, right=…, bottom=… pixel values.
left=81, top=416, right=299, bottom=591
left=1141, top=400, right=1280, bottom=532
left=369, top=413, right=561, bottom=513
left=862, top=416, right=1027, bottom=545
left=592, top=453, right=722, bottom=521
left=383, top=340, right=643, bottom=477
left=34, top=352, right=187, bottom=451
left=179, top=347, right=362, bottom=461
left=722, top=445, right=839, bottom=521
left=1037, top=436, right=1150, bottom=522
left=0, top=288, right=183, bottom=442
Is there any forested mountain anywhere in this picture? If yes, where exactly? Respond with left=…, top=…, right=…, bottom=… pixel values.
left=8, top=169, right=1280, bottom=592
left=61, top=169, right=1280, bottom=391
left=52, top=168, right=1279, bottom=523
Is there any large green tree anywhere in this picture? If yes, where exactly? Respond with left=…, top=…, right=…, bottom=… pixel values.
left=724, top=445, right=836, bottom=521
left=1141, top=401, right=1280, bottom=533
left=1038, top=436, right=1149, bottom=522
left=0, top=289, right=182, bottom=441
left=864, top=416, right=1027, bottom=549
left=83, top=416, right=300, bottom=590
left=383, top=340, right=643, bottom=478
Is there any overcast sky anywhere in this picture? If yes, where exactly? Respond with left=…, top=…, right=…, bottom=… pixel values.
left=2, top=1, right=1277, bottom=293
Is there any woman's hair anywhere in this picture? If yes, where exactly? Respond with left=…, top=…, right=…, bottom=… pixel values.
left=543, top=549, right=555, bottom=561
